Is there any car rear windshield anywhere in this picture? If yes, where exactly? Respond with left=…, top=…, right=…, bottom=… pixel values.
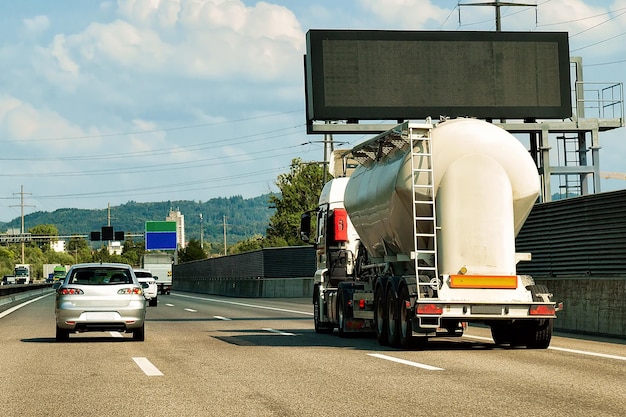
left=68, top=268, right=132, bottom=285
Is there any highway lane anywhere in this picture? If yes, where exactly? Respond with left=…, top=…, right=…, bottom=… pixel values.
left=0, top=292, right=624, bottom=417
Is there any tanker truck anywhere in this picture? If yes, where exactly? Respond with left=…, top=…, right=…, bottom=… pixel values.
left=300, top=118, right=560, bottom=349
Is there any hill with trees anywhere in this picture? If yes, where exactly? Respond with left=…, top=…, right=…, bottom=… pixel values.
left=0, top=194, right=275, bottom=245
left=0, top=159, right=326, bottom=280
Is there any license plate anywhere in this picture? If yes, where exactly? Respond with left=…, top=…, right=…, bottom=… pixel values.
left=83, top=312, right=118, bottom=321
left=472, top=305, right=502, bottom=315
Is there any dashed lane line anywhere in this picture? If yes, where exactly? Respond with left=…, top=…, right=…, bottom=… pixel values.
left=262, top=328, right=296, bottom=336
left=369, top=353, right=444, bottom=371
left=133, top=357, right=163, bottom=376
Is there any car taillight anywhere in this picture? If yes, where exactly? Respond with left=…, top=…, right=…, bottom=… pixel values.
left=118, top=287, right=143, bottom=295
left=60, top=288, right=84, bottom=295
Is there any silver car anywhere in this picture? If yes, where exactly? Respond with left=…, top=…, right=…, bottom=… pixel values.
left=55, top=263, right=146, bottom=341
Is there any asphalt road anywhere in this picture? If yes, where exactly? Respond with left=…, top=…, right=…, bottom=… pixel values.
left=1, top=292, right=625, bottom=417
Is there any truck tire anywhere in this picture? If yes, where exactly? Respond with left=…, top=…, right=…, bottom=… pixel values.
left=374, top=287, right=388, bottom=346
left=399, top=285, right=413, bottom=349
left=490, top=322, right=513, bottom=346
left=314, top=292, right=333, bottom=334
left=386, top=287, right=400, bottom=348
left=522, top=319, right=553, bottom=349
left=56, top=325, right=69, bottom=342
left=522, top=285, right=553, bottom=348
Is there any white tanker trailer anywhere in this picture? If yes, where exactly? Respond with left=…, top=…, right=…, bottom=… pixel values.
left=301, top=118, right=560, bottom=349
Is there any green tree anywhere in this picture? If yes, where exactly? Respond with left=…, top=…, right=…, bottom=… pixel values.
left=67, top=236, right=92, bottom=264
left=121, top=238, right=145, bottom=267
left=266, top=158, right=325, bottom=246
left=229, top=234, right=264, bottom=254
left=178, top=238, right=207, bottom=263
left=28, top=224, right=60, bottom=253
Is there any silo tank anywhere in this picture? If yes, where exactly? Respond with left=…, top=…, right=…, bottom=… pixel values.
left=343, top=118, right=540, bottom=275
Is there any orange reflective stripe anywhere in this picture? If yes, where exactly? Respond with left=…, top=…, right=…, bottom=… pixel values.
left=449, top=275, right=517, bottom=289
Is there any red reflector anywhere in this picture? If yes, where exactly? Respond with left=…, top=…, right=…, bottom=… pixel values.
left=417, top=304, right=443, bottom=315
left=359, top=299, right=365, bottom=309
left=530, top=305, right=555, bottom=315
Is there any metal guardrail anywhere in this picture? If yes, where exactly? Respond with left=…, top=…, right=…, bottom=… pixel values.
left=572, top=81, right=624, bottom=126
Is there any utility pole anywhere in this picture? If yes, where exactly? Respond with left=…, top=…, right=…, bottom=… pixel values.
left=199, top=213, right=204, bottom=250
left=459, top=0, right=536, bottom=31
left=323, top=131, right=334, bottom=183
left=223, top=215, right=227, bottom=256
left=11, top=185, right=35, bottom=264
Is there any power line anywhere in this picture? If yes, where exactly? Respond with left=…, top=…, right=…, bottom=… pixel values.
left=0, top=109, right=303, bottom=144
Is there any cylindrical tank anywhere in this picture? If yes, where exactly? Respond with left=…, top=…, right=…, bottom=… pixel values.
left=344, top=118, right=540, bottom=276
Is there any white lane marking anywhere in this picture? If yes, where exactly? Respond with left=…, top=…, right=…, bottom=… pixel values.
left=133, top=357, right=163, bottom=376
left=549, top=346, right=626, bottom=361
left=0, top=293, right=52, bottom=319
left=184, top=308, right=197, bottom=312
left=214, top=316, right=231, bottom=321
left=262, top=328, right=296, bottom=336
left=110, top=331, right=124, bottom=338
left=172, top=293, right=313, bottom=316
left=369, top=353, right=444, bottom=371
left=463, top=334, right=626, bottom=361
left=165, top=303, right=175, bottom=307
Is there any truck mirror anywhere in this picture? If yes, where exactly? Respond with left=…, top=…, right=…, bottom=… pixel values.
left=300, top=212, right=312, bottom=243
left=153, top=276, right=159, bottom=280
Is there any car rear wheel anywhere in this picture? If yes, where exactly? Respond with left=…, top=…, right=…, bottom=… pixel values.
left=149, top=297, right=158, bottom=307
left=133, top=324, right=145, bottom=341
left=56, top=325, right=69, bottom=342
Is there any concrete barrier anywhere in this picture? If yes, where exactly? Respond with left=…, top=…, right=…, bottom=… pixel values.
left=536, top=277, right=626, bottom=339
left=174, top=277, right=314, bottom=298
left=0, top=285, right=54, bottom=310
left=174, top=276, right=626, bottom=339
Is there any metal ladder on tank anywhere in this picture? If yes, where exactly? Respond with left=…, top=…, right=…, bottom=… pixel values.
left=409, top=124, right=439, bottom=299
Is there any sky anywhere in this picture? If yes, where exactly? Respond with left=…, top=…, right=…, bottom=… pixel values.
left=1, top=0, right=626, bottom=222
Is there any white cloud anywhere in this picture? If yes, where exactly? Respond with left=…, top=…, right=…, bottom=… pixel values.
left=37, top=0, right=304, bottom=84
left=0, top=95, right=94, bottom=150
left=49, top=34, right=80, bottom=76
left=358, top=0, right=449, bottom=29
left=23, top=15, right=50, bottom=36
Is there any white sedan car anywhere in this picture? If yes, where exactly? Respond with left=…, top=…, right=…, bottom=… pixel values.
left=134, top=269, right=158, bottom=307
left=55, top=263, right=146, bottom=341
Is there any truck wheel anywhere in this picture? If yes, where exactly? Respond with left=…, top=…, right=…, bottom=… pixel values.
left=399, top=286, right=413, bottom=349
left=314, top=292, right=333, bottom=334
left=523, top=319, right=553, bottom=349
left=374, top=287, right=388, bottom=346
left=490, top=322, right=513, bottom=346
left=133, top=324, right=145, bottom=341
left=386, top=287, right=400, bottom=348
left=56, top=325, right=69, bottom=342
